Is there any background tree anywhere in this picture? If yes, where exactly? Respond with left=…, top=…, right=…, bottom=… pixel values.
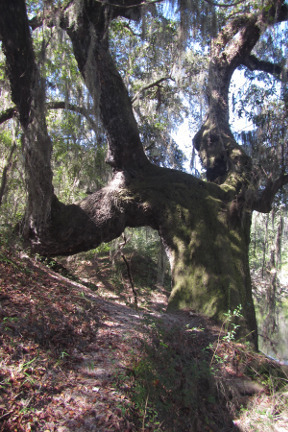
left=1, top=0, right=288, bottom=348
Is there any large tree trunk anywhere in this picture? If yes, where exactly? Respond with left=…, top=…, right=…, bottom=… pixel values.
left=46, top=162, right=258, bottom=344
left=62, top=3, right=258, bottom=344
left=126, top=166, right=258, bottom=346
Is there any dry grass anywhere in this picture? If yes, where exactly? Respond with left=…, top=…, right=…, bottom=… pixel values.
left=235, top=384, right=288, bottom=431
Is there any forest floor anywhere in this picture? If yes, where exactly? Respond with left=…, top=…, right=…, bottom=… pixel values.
left=0, top=246, right=288, bottom=432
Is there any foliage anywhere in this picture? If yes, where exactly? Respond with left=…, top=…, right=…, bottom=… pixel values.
left=250, top=210, right=288, bottom=276
left=250, top=208, right=288, bottom=361
left=0, top=127, right=26, bottom=228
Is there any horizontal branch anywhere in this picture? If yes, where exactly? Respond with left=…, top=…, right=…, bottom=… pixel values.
left=132, top=76, right=173, bottom=103
left=46, top=101, right=99, bottom=131
left=242, top=54, right=283, bottom=78
left=0, top=102, right=99, bottom=131
left=28, top=0, right=157, bottom=32
left=204, top=0, right=247, bottom=8
left=94, top=0, right=163, bottom=9
left=0, top=107, right=17, bottom=125
left=252, top=174, right=288, bottom=213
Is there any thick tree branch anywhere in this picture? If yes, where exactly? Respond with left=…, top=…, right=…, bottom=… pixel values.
left=0, top=0, right=36, bottom=127
left=242, top=54, right=283, bottom=78
left=28, top=0, right=145, bottom=32
left=0, top=0, right=53, bottom=239
left=252, top=174, right=288, bottom=213
left=0, top=108, right=17, bottom=125
left=195, top=0, right=288, bottom=184
left=64, top=1, right=149, bottom=172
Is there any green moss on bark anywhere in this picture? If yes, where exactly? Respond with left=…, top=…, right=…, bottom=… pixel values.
left=130, top=166, right=258, bottom=347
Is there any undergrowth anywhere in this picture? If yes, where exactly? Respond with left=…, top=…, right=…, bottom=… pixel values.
left=114, top=315, right=239, bottom=431
left=113, top=311, right=288, bottom=432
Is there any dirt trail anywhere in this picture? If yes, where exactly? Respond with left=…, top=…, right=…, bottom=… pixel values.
left=1, top=252, right=284, bottom=432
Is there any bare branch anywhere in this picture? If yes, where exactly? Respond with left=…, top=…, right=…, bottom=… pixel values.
left=242, top=54, right=283, bottom=78
left=203, top=0, right=247, bottom=8
left=253, top=174, right=288, bottom=213
left=132, top=76, right=173, bottom=103
left=123, top=22, right=142, bottom=37
left=95, top=0, right=163, bottom=9
left=1, top=102, right=99, bottom=131
left=46, top=101, right=99, bottom=132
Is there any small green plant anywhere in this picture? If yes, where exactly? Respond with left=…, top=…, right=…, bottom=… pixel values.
left=222, top=305, right=243, bottom=342
left=3, top=316, right=18, bottom=323
left=59, top=350, right=69, bottom=359
left=210, top=305, right=243, bottom=366
left=20, top=356, right=37, bottom=371
left=55, top=350, right=70, bottom=367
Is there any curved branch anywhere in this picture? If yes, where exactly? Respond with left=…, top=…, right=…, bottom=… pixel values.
left=252, top=174, right=288, bottom=213
left=1, top=102, right=99, bottom=131
left=0, top=0, right=53, bottom=239
left=195, top=0, right=288, bottom=184
left=28, top=0, right=151, bottom=32
left=46, top=101, right=99, bottom=131
left=131, top=76, right=173, bottom=103
left=204, top=0, right=247, bottom=8
left=65, top=4, right=149, bottom=172
left=98, top=0, right=163, bottom=9
left=0, top=107, right=17, bottom=125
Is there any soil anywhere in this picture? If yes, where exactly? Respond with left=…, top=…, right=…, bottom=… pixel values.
left=0, top=250, right=286, bottom=431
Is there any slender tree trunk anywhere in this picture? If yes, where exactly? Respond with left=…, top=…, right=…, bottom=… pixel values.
left=261, top=215, right=269, bottom=278
left=157, top=240, right=168, bottom=286
left=0, top=142, right=17, bottom=207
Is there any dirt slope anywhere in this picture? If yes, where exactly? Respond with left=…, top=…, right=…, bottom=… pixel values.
left=0, top=250, right=287, bottom=431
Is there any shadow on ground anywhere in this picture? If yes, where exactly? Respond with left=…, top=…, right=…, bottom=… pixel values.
left=1, top=251, right=285, bottom=431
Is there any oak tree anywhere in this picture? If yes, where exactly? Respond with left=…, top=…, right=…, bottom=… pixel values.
left=1, top=0, right=288, bottom=348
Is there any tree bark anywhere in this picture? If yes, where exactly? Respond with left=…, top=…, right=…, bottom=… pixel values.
left=0, top=0, right=54, bottom=241
left=63, top=0, right=148, bottom=173
left=127, top=166, right=258, bottom=346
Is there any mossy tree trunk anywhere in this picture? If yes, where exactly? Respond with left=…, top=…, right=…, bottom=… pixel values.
left=126, top=166, right=258, bottom=345
left=1, top=0, right=288, bottom=350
